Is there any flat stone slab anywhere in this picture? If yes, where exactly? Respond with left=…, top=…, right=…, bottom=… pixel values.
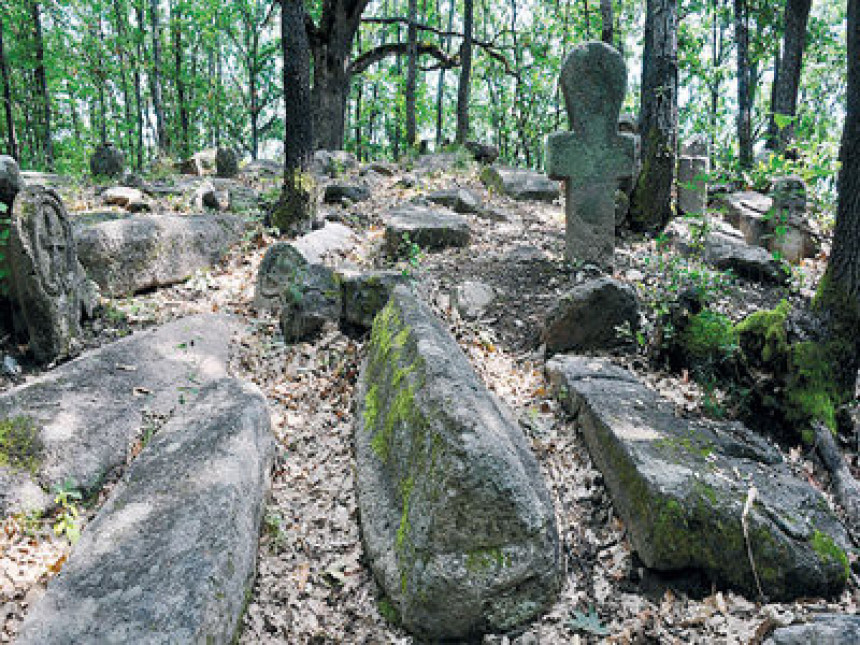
left=480, top=166, right=559, bottom=202
left=704, top=231, right=788, bottom=285
left=356, top=287, right=560, bottom=639
left=75, top=213, right=244, bottom=296
left=384, top=205, right=470, bottom=256
left=765, top=614, right=860, bottom=645
left=17, top=377, right=274, bottom=645
left=0, top=314, right=242, bottom=515
left=547, top=356, right=850, bottom=601
left=426, top=188, right=483, bottom=214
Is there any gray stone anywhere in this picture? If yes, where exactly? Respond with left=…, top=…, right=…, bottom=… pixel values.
left=9, top=187, right=92, bottom=363
left=452, top=280, right=495, bottom=320
left=339, top=269, right=407, bottom=329
left=765, top=614, right=860, bottom=645
left=102, top=186, right=147, bottom=210
left=215, top=147, right=239, bottom=178
left=618, top=113, right=638, bottom=134
left=311, top=150, right=358, bottom=177
left=0, top=313, right=241, bottom=516
left=243, top=159, right=281, bottom=177
left=546, top=356, right=851, bottom=600
left=0, top=154, right=22, bottom=211
left=17, top=377, right=273, bottom=645
left=546, top=42, right=636, bottom=270
left=89, top=143, right=125, bottom=178
left=225, top=184, right=261, bottom=212
left=384, top=205, right=470, bottom=256
left=178, top=151, right=216, bottom=176
left=464, top=141, right=500, bottom=164
left=723, top=191, right=817, bottom=263
left=681, top=135, right=709, bottom=157
left=75, top=213, right=244, bottom=296
left=426, top=188, right=483, bottom=214
left=704, top=231, right=788, bottom=285
left=367, top=161, right=396, bottom=176
left=323, top=182, right=371, bottom=204
left=356, top=287, right=561, bottom=639
left=542, top=277, right=639, bottom=356
left=257, top=139, right=284, bottom=162
left=678, top=155, right=709, bottom=216
left=20, top=171, right=73, bottom=188
left=280, top=263, right=342, bottom=343
left=193, top=180, right=226, bottom=211
left=480, top=166, right=560, bottom=202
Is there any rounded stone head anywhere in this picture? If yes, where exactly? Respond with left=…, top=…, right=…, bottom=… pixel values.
left=0, top=154, right=22, bottom=212
left=560, top=42, right=628, bottom=142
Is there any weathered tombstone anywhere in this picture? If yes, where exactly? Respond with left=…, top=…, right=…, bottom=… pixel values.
left=0, top=155, right=22, bottom=212
left=216, top=147, right=239, bottom=178
left=89, top=143, right=125, bottom=178
left=9, top=187, right=91, bottom=362
left=678, top=136, right=710, bottom=216
left=546, top=42, right=635, bottom=269
left=771, top=174, right=807, bottom=221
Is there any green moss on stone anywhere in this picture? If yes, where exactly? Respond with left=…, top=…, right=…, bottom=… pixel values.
left=377, top=597, right=401, bottom=625
left=681, top=309, right=737, bottom=362
left=811, top=530, right=850, bottom=581
left=465, top=547, right=510, bottom=573
left=0, top=416, right=43, bottom=474
left=735, top=300, right=789, bottom=363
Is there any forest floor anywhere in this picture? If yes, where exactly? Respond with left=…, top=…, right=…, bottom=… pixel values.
left=1, top=156, right=857, bottom=644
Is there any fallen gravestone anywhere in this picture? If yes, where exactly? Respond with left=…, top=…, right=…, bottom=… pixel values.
left=9, top=187, right=94, bottom=363
left=0, top=154, right=22, bottom=211
left=0, top=313, right=242, bottom=516
left=17, top=377, right=273, bottom=645
left=426, top=187, right=483, bottom=214
left=480, top=166, right=560, bottom=202
left=704, top=231, right=788, bottom=285
left=356, top=287, right=560, bottom=639
left=102, top=186, right=150, bottom=212
left=75, top=213, right=244, bottom=296
left=384, top=205, right=470, bottom=256
left=547, top=356, right=850, bottom=600
left=546, top=42, right=635, bottom=270
left=542, top=277, right=639, bottom=355
left=340, top=269, right=407, bottom=329
left=89, top=143, right=125, bottom=178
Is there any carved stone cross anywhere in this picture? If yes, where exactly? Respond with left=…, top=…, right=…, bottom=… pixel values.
left=546, top=42, right=635, bottom=270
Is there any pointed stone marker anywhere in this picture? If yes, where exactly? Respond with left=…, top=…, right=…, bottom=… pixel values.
left=546, top=42, right=635, bottom=270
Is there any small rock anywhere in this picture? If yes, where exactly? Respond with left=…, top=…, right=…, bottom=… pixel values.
left=452, top=280, right=495, bottom=320
left=426, top=188, right=483, bottom=214
left=765, top=614, right=860, bottom=645
left=323, top=182, right=370, bottom=204
left=1, top=355, right=20, bottom=377
left=103, top=186, right=146, bottom=209
left=280, top=263, right=342, bottom=343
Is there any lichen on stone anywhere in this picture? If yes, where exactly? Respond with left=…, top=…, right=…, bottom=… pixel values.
left=0, top=416, right=43, bottom=474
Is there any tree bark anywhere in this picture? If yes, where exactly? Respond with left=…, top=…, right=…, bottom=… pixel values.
left=766, top=0, right=813, bottom=152
left=405, top=0, right=418, bottom=148
left=134, top=0, right=146, bottom=169
left=456, top=0, right=474, bottom=144
left=0, top=13, right=18, bottom=160
left=735, top=0, right=753, bottom=168
left=149, top=0, right=167, bottom=154
left=172, top=1, right=190, bottom=158
left=630, top=0, right=678, bottom=231
left=435, top=0, right=455, bottom=147
left=31, top=1, right=53, bottom=169
left=112, top=0, right=136, bottom=162
left=600, top=0, right=614, bottom=45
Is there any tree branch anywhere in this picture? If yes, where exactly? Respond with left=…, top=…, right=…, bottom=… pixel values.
left=349, top=41, right=458, bottom=75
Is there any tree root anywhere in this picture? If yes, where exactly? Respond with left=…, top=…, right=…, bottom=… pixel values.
left=814, top=421, right=860, bottom=545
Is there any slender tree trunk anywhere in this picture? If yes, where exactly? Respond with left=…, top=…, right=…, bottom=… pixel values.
left=405, top=0, right=418, bottom=147
left=0, top=13, right=17, bottom=160
left=435, top=0, right=455, bottom=147
left=600, top=0, right=614, bottom=45
left=134, top=0, right=145, bottom=169
left=735, top=0, right=753, bottom=168
left=112, top=0, right=136, bottom=161
left=456, top=0, right=474, bottom=144
left=149, top=0, right=167, bottom=154
left=172, top=1, right=190, bottom=158
left=630, top=0, right=678, bottom=230
left=766, top=0, right=813, bottom=152
left=31, top=1, right=53, bottom=169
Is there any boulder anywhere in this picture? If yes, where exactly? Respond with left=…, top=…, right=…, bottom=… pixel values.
left=384, top=205, right=470, bottom=256
left=193, top=180, right=226, bottom=211
left=89, top=143, right=125, bottom=178
left=0, top=154, right=22, bottom=211
left=426, top=188, right=483, bottom=214
left=0, top=314, right=241, bottom=515
left=765, top=615, right=860, bottom=645
left=704, top=231, right=788, bottom=285
left=178, top=150, right=217, bottom=177
left=253, top=222, right=357, bottom=312
left=323, top=182, right=371, bottom=204
left=311, top=150, right=358, bottom=177
left=542, top=277, right=639, bottom=355
left=547, top=356, right=851, bottom=600
left=75, top=213, right=244, bottom=296
left=356, top=287, right=560, bottom=639
left=102, top=186, right=149, bottom=212
left=280, top=263, right=342, bottom=343
left=452, top=280, right=495, bottom=320
left=17, top=377, right=273, bottom=645
left=480, top=166, right=560, bottom=202
left=215, top=147, right=239, bottom=178
left=464, top=141, right=500, bottom=164
left=340, top=269, right=407, bottom=329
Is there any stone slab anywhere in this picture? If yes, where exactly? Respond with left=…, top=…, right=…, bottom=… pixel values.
left=384, top=205, right=470, bottom=255
left=0, top=314, right=242, bottom=515
left=17, top=377, right=273, bottom=645
left=480, top=166, right=559, bottom=202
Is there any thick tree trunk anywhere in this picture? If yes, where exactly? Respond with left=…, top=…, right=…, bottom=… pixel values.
left=149, top=0, right=167, bottom=154
left=405, top=0, right=418, bottom=148
left=630, top=0, right=678, bottom=231
left=766, top=0, right=813, bottom=152
left=0, top=14, right=17, bottom=160
left=735, top=0, right=753, bottom=168
left=456, top=0, right=474, bottom=144
left=32, top=1, right=53, bottom=169
left=600, top=0, right=614, bottom=45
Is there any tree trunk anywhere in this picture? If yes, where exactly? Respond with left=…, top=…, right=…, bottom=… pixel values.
left=134, top=0, right=145, bottom=169
left=405, top=0, right=418, bottom=148
left=600, top=0, right=614, bottom=45
left=31, top=1, right=53, bottom=169
left=766, top=0, right=813, bottom=152
left=630, top=0, right=678, bottom=231
left=735, top=0, right=753, bottom=168
left=435, top=0, right=455, bottom=148
left=149, top=0, right=167, bottom=154
left=112, top=0, right=136, bottom=161
left=456, top=0, right=474, bottom=144
left=0, top=13, right=17, bottom=160
left=172, top=1, right=190, bottom=158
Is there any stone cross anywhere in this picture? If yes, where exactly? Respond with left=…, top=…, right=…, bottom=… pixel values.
left=678, top=136, right=710, bottom=216
left=546, top=42, right=635, bottom=270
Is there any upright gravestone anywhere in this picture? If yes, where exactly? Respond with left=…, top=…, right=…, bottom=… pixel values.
left=678, top=136, right=710, bottom=216
left=0, top=155, right=22, bottom=212
left=9, top=187, right=91, bottom=362
left=216, top=147, right=239, bottom=178
left=89, top=143, right=125, bottom=178
left=546, top=42, right=635, bottom=270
